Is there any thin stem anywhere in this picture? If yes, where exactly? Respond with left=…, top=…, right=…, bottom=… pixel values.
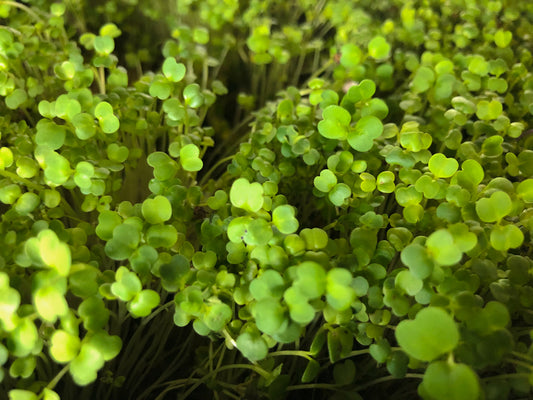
left=511, top=351, right=533, bottom=362
left=141, top=300, right=174, bottom=326
left=199, top=155, right=234, bottom=187
left=305, top=58, right=335, bottom=84
left=99, top=67, right=106, bottom=95
left=46, top=365, right=69, bottom=391
left=286, top=383, right=343, bottom=391
left=213, top=46, right=230, bottom=79
left=0, top=25, right=21, bottom=36
left=342, top=349, right=372, bottom=359
left=353, top=373, right=424, bottom=392
left=482, top=373, right=530, bottom=381
left=172, top=364, right=270, bottom=400
left=505, top=358, right=533, bottom=371
left=0, top=1, right=43, bottom=21
left=0, top=168, right=43, bottom=191
left=268, top=350, right=313, bottom=361
left=202, top=59, right=209, bottom=90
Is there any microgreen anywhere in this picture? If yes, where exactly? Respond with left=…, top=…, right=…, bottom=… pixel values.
left=396, top=307, right=459, bottom=362
left=0, top=1, right=531, bottom=399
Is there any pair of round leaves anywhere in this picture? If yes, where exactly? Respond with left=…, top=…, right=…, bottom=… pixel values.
left=395, top=307, right=459, bottom=362
left=426, top=227, right=477, bottom=267
left=229, top=178, right=264, bottom=213
left=94, top=101, right=119, bottom=134
left=25, top=229, right=71, bottom=276
left=142, top=195, right=172, bottom=224
left=0, top=272, right=20, bottom=330
left=419, top=361, right=480, bottom=400
left=111, top=267, right=160, bottom=317
left=318, top=105, right=383, bottom=152
left=179, top=144, right=203, bottom=172
left=428, top=153, right=459, bottom=179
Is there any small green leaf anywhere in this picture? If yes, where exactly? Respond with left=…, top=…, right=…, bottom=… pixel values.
left=250, top=269, right=285, bottom=301
left=419, top=361, right=479, bottom=400
left=426, top=229, right=463, bottom=266
left=340, top=43, right=362, bottom=69
left=72, top=113, right=96, bottom=140
left=236, top=331, right=268, bottom=361
left=34, top=286, right=68, bottom=323
left=162, top=57, right=186, bottom=82
left=314, top=169, right=337, bottom=193
left=401, top=243, right=434, bottom=279
left=293, top=261, right=326, bottom=299
left=368, top=36, right=391, bottom=59
left=5, top=88, right=27, bottom=110
left=36, top=230, right=71, bottom=276
left=49, top=330, right=80, bottom=363
left=149, top=76, right=172, bottom=100
left=300, top=228, right=328, bottom=250
left=347, top=115, right=383, bottom=152
left=69, top=343, right=104, bottom=386
left=204, top=303, right=232, bottom=331
left=8, top=390, right=38, bottom=400
left=318, top=105, right=351, bottom=140
left=517, top=179, right=533, bottom=203
left=476, top=100, right=502, bottom=120
left=272, top=204, right=299, bottom=234
left=94, top=101, right=119, bottom=134
left=490, top=224, right=524, bottom=252
left=468, top=55, right=489, bottom=76
left=395, top=270, right=423, bottom=296
left=111, top=267, right=142, bottom=301
left=376, top=171, right=395, bottom=193
left=35, top=120, right=66, bottom=150
left=326, top=269, right=356, bottom=311
left=107, top=143, right=129, bottom=163
left=411, top=66, right=435, bottom=93
left=127, top=289, right=160, bottom=318
left=229, top=178, right=264, bottom=213
left=142, top=195, right=172, bottom=224
left=94, top=36, right=114, bottom=55
left=475, top=191, right=512, bottom=223
left=99, top=23, right=121, bottom=38
left=328, top=183, right=351, bottom=206
left=180, top=144, right=203, bottom=172
left=395, top=307, right=459, bottom=361
left=254, top=299, right=286, bottom=336
left=494, top=29, right=512, bottom=48
left=428, top=153, right=458, bottom=178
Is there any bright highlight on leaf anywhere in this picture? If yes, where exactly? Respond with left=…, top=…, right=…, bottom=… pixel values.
left=162, top=57, right=186, bottom=82
left=179, top=144, right=203, bottom=172
left=229, top=178, right=264, bottom=213
left=368, top=36, right=391, bottom=59
left=428, top=153, right=458, bottom=178
left=272, top=204, right=299, bottom=234
left=142, top=195, right=172, bottom=224
left=94, top=101, right=119, bottom=133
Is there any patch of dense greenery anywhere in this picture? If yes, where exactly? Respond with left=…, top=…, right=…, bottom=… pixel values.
left=0, top=0, right=532, bottom=399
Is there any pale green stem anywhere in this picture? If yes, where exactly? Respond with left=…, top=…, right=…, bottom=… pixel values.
left=0, top=1, right=43, bottom=21
left=180, top=364, right=270, bottom=399
left=268, top=350, right=313, bottom=361
left=46, top=365, right=69, bottom=391
left=199, top=155, right=234, bottom=186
